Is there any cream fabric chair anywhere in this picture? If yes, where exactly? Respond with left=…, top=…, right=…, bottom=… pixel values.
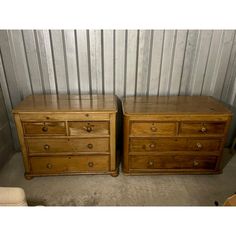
left=0, top=187, right=28, bottom=206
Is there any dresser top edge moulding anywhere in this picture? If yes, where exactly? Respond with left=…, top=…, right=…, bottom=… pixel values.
left=13, top=94, right=118, bottom=113
left=122, top=96, right=232, bottom=116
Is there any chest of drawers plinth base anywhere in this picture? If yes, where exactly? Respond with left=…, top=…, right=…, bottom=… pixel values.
left=13, top=95, right=118, bottom=179
left=122, top=96, right=232, bottom=175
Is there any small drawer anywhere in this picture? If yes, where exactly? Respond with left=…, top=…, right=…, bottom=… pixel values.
left=130, top=122, right=176, bottom=136
left=23, top=122, right=66, bottom=136
left=26, top=138, right=109, bottom=155
left=179, top=122, right=226, bottom=136
left=130, top=155, right=217, bottom=170
left=30, top=155, right=109, bottom=174
left=68, top=121, right=109, bottom=136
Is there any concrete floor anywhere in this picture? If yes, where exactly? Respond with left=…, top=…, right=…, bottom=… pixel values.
left=0, top=150, right=236, bottom=206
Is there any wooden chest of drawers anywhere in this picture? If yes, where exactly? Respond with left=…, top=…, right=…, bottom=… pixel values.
left=122, top=96, right=232, bottom=175
left=13, top=95, right=118, bottom=179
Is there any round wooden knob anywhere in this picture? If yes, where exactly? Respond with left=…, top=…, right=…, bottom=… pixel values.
left=88, top=162, right=94, bottom=167
left=47, top=163, right=52, bottom=169
left=149, top=143, right=156, bottom=149
left=44, top=144, right=50, bottom=150
left=148, top=160, right=154, bottom=166
left=151, top=127, right=157, bottom=132
left=87, top=143, right=93, bottom=149
left=86, top=126, right=92, bottom=132
left=196, top=142, right=202, bottom=149
left=201, top=127, right=207, bottom=133
left=193, top=160, right=199, bottom=166
left=42, top=126, right=48, bottom=132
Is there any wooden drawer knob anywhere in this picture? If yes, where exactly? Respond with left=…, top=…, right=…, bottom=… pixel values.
left=151, top=127, right=157, bottom=132
left=147, top=160, right=154, bottom=167
left=42, top=126, right=48, bottom=132
left=86, top=126, right=92, bottom=132
left=88, top=162, right=94, bottom=167
left=149, top=143, right=156, bottom=149
left=196, top=142, right=202, bottom=150
left=200, top=127, right=207, bottom=133
left=44, top=144, right=50, bottom=150
left=87, top=143, right=93, bottom=149
left=46, top=163, right=52, bottom=169
left=193, top=160, right=199, bottom=167
left=84, top=124, right=94, bottom=133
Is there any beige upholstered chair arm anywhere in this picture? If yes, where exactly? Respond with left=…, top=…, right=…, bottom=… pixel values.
left=0, top=187, right=27, bottom=206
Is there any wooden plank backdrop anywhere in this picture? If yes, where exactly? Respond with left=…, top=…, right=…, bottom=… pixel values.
left=0, top=30, right=236, bottom=149
left=0, top=83, right=13, bottom=167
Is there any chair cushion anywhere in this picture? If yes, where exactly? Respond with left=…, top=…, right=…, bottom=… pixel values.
left=0, top=187, right=27, bottom=206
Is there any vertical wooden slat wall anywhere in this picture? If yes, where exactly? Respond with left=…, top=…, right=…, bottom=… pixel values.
left=0, top=29, right=236, bottom=149
left=0, top=70, right=14, bottom=167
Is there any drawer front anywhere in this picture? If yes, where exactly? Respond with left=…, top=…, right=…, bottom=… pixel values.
left=30, top=155, right=109, bottom=173
left=130, top=122, right=176, bottom=136
left=180, top=122, right=226, bottom=136
left=23, top=122, right=66, bottom=136
left=26, top=138, right=109, bottom=154
left=130, top=138, right=221, bottom=152
left=130, top=138, right=185, bottom=152
left=187, top=138, right=221, bottom=152
left=68, top=121, right=109, bottom=136
left=19, top=113, right=110, bottom=121
left=130, top=155, right=217, bottom=170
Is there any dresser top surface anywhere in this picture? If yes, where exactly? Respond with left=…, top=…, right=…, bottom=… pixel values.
left=122, top=96, right=231, bottom=115
left=13, top=94, right=117, bottom=113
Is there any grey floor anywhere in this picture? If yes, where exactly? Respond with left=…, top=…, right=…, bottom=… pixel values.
left=0, top=149, right=236, bottom=206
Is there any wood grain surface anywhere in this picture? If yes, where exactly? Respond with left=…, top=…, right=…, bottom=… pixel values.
left=122, top=95, right=232, bottom=174
left=13, top=94, right=118, bottom=178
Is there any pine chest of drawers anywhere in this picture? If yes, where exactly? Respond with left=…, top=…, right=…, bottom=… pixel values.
left=122, top=96, right=232, bottom=175
left=13, top=95, right=118, bottom=179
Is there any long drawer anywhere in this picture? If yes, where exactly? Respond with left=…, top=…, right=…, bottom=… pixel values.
left=19, top=113, right=110, bottom=121
left=130, top=155, right=217, bottom=170
left=129, top=138, right=222, bottom=152
left=26, top=138, right=110, bottom=154
left=30, top=155, right=109, bottom=174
